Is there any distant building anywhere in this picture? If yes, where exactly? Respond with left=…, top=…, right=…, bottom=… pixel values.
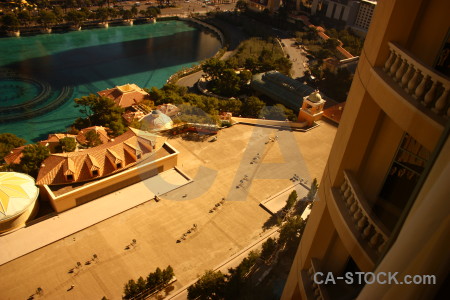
left=251, top=71, right=317, bottom=111
left=76, top=126, right=110, bottom=146
left=246, top=0, right=281, bottom=13
left=3, top=146, right=26, bottom=165
left=298, top=90, right=326, bottom=126
left=0, top=172, right=39, bottom=233
left=39, top=133, right=78, bottom=153
left=97, top=83, right=151, bottom=108
left=36, top=128, right=164, bottom=186
left=140, top=110, right=174, bottom=132
left=311, top=0, right=377, bottom=35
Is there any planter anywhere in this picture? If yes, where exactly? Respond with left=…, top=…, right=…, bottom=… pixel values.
left=98, top=22, right=109, bottom=28
left=6, top=30, right=20, bottom=37
left=40, top=28, right=52, bottom=34
left=122, top=20, right=134, bottom=26
left=69, top=25, right=81, bottom=31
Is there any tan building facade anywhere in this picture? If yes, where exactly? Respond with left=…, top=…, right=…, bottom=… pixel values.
left=282, top=0, right=449, bottom=299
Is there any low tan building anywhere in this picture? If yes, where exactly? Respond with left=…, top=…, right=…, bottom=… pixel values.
left=37, top=128, right=179, bottom=212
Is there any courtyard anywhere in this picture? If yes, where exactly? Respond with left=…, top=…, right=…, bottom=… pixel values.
left=0, top=121, right=336, bottom=299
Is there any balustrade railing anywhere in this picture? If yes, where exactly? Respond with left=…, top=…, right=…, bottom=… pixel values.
left=383, top=42, right=450, bottom=118
left=306, top=258, right=330, bottom=300
left=339, top=171, right=389, bottom=255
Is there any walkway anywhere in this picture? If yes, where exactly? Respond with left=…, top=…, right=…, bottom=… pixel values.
left=0, top=168, right=190, bottom=265
left=281, top=38, right=309, bottom=79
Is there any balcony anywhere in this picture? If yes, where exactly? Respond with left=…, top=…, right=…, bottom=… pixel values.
left=329, top=171, right=390, bottom=270
left=383, top=42, right=449, bottom=122
left=301, top=258, right=331, bottom=300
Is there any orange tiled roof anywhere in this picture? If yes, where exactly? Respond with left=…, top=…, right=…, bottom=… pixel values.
left=36, top=128, right=165, bottom=185
left=97, top=83, right=150, bottom=108
left=323, top=102, right=346, bottom=124
left=3, top=146, right=25, bottom=165
left=39, top=133, right=77, bottom=145
left=76, top=126, right=110, bottom=146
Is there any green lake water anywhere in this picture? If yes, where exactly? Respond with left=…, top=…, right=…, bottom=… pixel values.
left=0, top=20, right=221, bottom=142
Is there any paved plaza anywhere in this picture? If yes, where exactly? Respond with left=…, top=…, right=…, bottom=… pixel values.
left=0, top=122, right=336, bottom=300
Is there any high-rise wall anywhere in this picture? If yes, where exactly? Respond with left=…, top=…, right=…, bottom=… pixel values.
left=281, top=0, right=450, bottom=298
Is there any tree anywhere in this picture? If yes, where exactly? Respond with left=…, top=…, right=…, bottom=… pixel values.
left=1, top=14, right=20, bottom=31
left=73, top=94, right=125, bottom=136
left=130, top=4, right=139, bottom=18
left=162, top=265, right=174, bottom=285
left=0, top=133, right=26, bottom=162
left=37, top=11, right=57, bottom=28
left=278, top=216, right=306, bottom=249
left=215, top=69, right=241, bottom=96
left=187, top=270, right=226, bottom=300
left=123, top=279, right=138, bottom=300
left=58, top=137, right=77, bottom=152
left=324, top=38, right=340, bottom=50
left=260, top=237, right=277, bottom=260
left=65, top=10, right=86, bottom=27
left=17, top=10, right=32, bottom=27
left=241, top=96, right=265, bottom=118
left=19, top=144, right=50, bottom=178
left=261, top=104, right=296, bottom=121
left=202, top=58, right=225, bottom=81
left=85, top=130, right=102, bottom=147
left=284, top=190, right=297, bottom=211
left=307, top=178, right=318, bottom=200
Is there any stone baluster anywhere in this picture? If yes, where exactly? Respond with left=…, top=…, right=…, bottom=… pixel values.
left=395, top=59, right=408, bottom=82
left=414, top=74, right=430, bottom=100
left=407, top=69, right=421, bottom=94
left=363, top=223, right=372, bottom=239
left=400, top=64, right=414, bottom=88
left=370, top=231, right=381, bottom=248
left=422, top=80, right=438, bottom=106
left=353, top=207, right=363, bottom=222
left=350, top=200, right=358, bottom=214
left=384, top=50, right=395, bottom=71
left=389, top=55, right=402, bottom=76
left=357, top=215, right=367, bottom=231
left=346, top=194, right=355, bottom=207
left=340, top=180, right=348, bottom=193
left=433, top=87, right=449, bottom=114
left=343, top=185, right=352, bottom=199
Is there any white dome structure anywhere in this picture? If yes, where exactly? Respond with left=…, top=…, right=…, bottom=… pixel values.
left=140, top=110, right=173, bottom=131
left=0, top=172, right=39, bottom=233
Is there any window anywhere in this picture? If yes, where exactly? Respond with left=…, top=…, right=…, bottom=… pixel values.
left=67, top=174, right=74, bottom=181
left=137, top=153, right=142, bottom=159
left=92, top=170, right=99, bottom=176
left=116, top=162, right=122, bottom=169
left=379, top=133, right=430, bottom=209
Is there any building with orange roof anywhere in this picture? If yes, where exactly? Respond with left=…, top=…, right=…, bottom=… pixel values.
left=97, top=83, right=151, bottom=108
left=37, top=128, right=164, bottom=186
left=39, top=133, right=77, bottom=153
left=37, top=128, right=179, bottom=212
left=322, top=101, right=346, bottom=124
left=3, top=146, right=25, bottom=165
left=76, top=126, right=110, bottom=146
